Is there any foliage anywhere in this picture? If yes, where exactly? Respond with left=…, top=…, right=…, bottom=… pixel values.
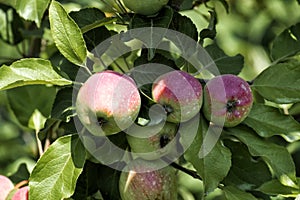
left=0, top=0, right=300, bottom=200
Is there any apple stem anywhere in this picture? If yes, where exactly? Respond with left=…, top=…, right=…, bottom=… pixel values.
left=36, top=131, right=44, bottom=157
left=14, top=180, right=28, bottom=189
left=139, top=89, right=155, bottom=103
left=81, top=64, right=93, bottom=76
left=116, top=0, right=128, bottom=15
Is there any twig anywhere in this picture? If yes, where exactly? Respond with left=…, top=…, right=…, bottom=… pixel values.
left=14, top=180, right=28, bottom=189
left=162, top=157, right=202, bottom=180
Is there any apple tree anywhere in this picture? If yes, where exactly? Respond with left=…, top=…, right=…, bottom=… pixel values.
left=0, top=0, right=300, bottom=199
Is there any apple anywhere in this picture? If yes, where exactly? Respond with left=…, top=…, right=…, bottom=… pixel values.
left=0, top=175, right=14, bottom=200
left=119, top=158, right=177, bottom=200
left=203, top=74, right=253, bottom=127
left=152, top=70, right=203, bottom=123
left=11, top=186, right=29, bottom=200
left=122, top=0, right=169, bottom=15
left=76, top=70, right=141, bottom=136
left=126, top=122, right=178, bottom=160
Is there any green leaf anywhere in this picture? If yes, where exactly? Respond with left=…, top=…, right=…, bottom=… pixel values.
left=130, top=6, right=174, bottom=59
left=182, top=115, right=231, bottom=193
left=130, top=7, right=174, bottom=29
left=223, top=186, right=258, bottom=200
left=49, top=1, right=87, bottom=66
left=170, top=12, right=198, bottom=41
left=81, top=130, right=127, bottom=165
left=69, top=8, right=112, bottom=51
left=223, top=140, right=272, bottom=190
left=243, top=104, right=300, bottom=142
left=8, top=163, right=31, bottom=184
left=168, top=0, right=184, bottom=10
left=91, top=33, right=132, bottom=72
left=72, top=161, right=100, bottom=199
left=271, top=22, right=300, bottom=61
left=29, top=135, right=86, bottom=200
left=252, top=60, right=300, bottom=104
left=257, top=178, right=300, bottom=197
left=28, top=109, right=47, bottom=132
left=7, top=85, right=56, bottom=127
left=0, top=58, right=72, bottom=90
left=97, top=163, right=123, bottom=200
left=289, top=102, right=300, bottom=115
left=0, top=7, right=24, bottom=44
left=50, top=54, right=80, bottom=81
left=131, top=53, right=174, bottom=85
left=51, top=87, right=75, bottom=122
left=218, top=0, right=229, bottom=13
left=1, top=0, right=50, bottom=27
left=200, top=10, right=218, bottom=43
left=69, top=7, right=106, bottom=29
left=205, top=43, right=244, bottom=75
left=225, top=126, right=298, bottom=188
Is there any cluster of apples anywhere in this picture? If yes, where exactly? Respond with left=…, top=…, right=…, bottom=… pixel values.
left=0, top=175, right=28, bottom=200
left=76, top=1, right=254, bottom=200
left=76, top=70, right=253, bottom=137
left=76, top=69, right=253, bottom=199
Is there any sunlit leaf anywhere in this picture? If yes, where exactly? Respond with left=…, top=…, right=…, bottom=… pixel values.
left=252, top=60, right=300, bottom=104
left=225, top=126, right=298, bottom=188
left=51, top=88, right=75, bottom=122
left=244, top=104, right=300, bottom=142
left=223, top=140, right=272, bottom=190
left=223, top=186, right=258, bottom=200
left=29, top=135, right=86, bottom=200
left=28, top=109, right=47, bottom=132
left=1, top=0, right=50, bottom=27
left=0, top=58, right=72, bottom=90
left=257, top=178, right=300, bottom=197
left=271, top=22, right=300, bottom=61
left=49, top=1, right=87, bottom=66
left=205, top=43, right=244, bottom=75
left=183, top=116, right=231, bottom=193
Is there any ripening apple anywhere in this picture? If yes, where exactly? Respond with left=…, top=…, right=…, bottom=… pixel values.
left=203, top=74, right=253, bottom=127
left=126, top=122, right=178, bottom=160
left=119, top=158, right=177, bottom=200
left=76, top=70, right=141, bottom=136
left=122, top=0, right=169, bottom=15
left=152, top=70, right=203, bottom=123
left=11, top=186, right=29, bottom=200
left=0, top=175, right=14, bottom=200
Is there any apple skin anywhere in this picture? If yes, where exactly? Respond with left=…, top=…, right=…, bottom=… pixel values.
left=152, top=70, right=203, bottom=123
left=122, top=0, right=169, bottom=15
left=0, top=175, right=14, bottom=200
left=11, top=186, right=29, bottom=200
left=119, top=159, right=177, bottom=200
left=203, top=74, right=253, bottom=127
left=76, top=70, right=141, bottom=136
left=126, top=122, right=178, bottom=160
